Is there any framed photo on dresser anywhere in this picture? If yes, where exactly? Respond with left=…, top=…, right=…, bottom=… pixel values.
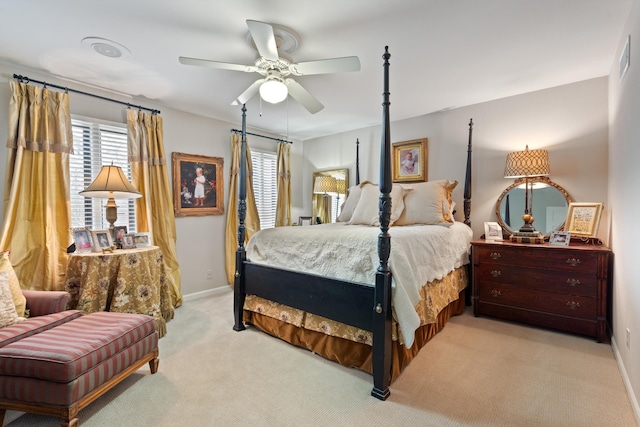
left=564, top=202, right=603, bottom=238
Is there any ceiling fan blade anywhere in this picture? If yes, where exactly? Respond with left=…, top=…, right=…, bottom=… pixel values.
left=285, top=78, right=324, bottom=114
left=246, top=20, right=279, bottom=61
left=291, top=56, right=361, bottom=76
left=230, top=79, right=265, bottom=106
left=179, top=56, right=258, bottom=73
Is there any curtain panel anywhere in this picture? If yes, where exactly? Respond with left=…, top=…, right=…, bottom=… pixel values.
left=275, top=143, right=292, bottom=227
left=0, top=81, right=73, bottom=290
left=224, top=134, right=260, bottom=285
left=127, top=110, right=182, bottom=309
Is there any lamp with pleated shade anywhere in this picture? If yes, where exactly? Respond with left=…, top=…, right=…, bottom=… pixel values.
left=79, top=165, right=142, bottom=235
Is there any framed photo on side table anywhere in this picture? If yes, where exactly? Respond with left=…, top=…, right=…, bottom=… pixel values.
left=91, top=229, right=113, bottom=251
left=113, top=225, right=127, bottom=243
left=71, top=227, right=93, bottom=253
left=391, top=138, right=428, bottom=183
left=121, top=234, right=136, bottom=249
left=484, top=221, right=503, bottom=241
left=549, top=231, right=571, bottom=246
left=133, top=232, right=151, bottom=247
left=564, top=202, right=604, bottom=238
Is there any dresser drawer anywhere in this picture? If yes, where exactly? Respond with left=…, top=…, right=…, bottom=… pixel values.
left=474, top=246, right=599, bottom=273
left=477, top=283, right=597, bottom=320
left=474, top=264, right=598, bottom=296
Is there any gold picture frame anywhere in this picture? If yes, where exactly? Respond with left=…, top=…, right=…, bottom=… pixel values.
left=392, top=138, right=427, bottom=183
left=563, top=202, right=603, bottom=238
left=90, top=229, right=113, bottom=252
left=172, top=152, right=224, bottom=217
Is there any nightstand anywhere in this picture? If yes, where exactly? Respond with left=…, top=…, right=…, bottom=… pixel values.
left=471, top=239, right=612, bottom=343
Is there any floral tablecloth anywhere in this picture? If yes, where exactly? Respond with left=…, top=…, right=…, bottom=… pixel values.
left=65, top=246, right=174, bottom=337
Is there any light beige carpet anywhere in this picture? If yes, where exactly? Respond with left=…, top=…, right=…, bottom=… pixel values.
left=3, top=289, right=637, bottom=427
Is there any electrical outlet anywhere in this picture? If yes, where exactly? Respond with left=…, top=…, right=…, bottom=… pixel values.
left=626, top=328, right=631, bottom=350
left=206, top=270, right=213, bottom=280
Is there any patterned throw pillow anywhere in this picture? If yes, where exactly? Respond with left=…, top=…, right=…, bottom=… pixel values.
left=0, top=271, right=19, bottom=328
left=0, top=251, right=26, bottom=317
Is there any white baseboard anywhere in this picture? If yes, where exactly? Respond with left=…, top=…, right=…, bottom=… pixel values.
left=182, top=286, right=231, bottom=302
left=611, top=336, right=640, bottom=425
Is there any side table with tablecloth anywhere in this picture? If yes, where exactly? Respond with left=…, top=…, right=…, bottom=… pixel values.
left=65, top=246, right=174, bottom=337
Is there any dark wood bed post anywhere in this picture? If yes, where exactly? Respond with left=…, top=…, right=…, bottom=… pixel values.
left=463, top=118, right=473, bottom=306
left=464, top=118, right=473, bottom=227
left=233, top=104, right=248, bottom=332
left=371, top=46, right=393, bottom=401
left=355, top=138, right=360, bottom=185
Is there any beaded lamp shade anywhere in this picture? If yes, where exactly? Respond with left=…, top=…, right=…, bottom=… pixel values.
left=504, top=146, right=550, bottom=178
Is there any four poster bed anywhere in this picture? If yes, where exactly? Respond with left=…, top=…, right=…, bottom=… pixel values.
left=233, top=47, right=474, bottom=400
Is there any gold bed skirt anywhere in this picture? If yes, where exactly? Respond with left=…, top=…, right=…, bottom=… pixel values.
left=243, top=267, right=467, bottom=382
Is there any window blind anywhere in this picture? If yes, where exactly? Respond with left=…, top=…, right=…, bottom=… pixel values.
left=251, top=150, right=277, bottom=229
left=69, top=117, right=136, bottom=232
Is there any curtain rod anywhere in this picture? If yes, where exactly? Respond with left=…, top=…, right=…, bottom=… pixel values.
left=230, top=128, right=292, bottom=144
left=13, top=74, right=161, bottom=115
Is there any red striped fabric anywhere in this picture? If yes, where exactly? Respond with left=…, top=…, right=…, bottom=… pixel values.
left=22, top=290, right=71, bottom=316
left=0, top=312, right=157, bottom=382
left=0, top=310, right=82, bottom=349
left=0, top=333, right=158, bottom=406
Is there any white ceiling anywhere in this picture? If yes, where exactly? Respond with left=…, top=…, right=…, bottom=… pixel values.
left=0, top=1, right=632, bottom=141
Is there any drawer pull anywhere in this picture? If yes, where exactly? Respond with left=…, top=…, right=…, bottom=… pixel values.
left=566, top=258, right=581, bottom=266
left=566, top=278, right=581, bottom=287
left=566, top=301, right=581, bottom=310
left=489, top=252, right=501, bottom=260
left=490, top=270, right=501, bottom=277
left=490, top=289, right=502, bottom=297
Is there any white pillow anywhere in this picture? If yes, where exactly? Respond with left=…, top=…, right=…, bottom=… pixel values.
left=394, top=180, right=458, bottom=226
left=0, top=271, right=19, bottom=328
left=337, top=180, right=371, bottom=223
left=348, top=183, right=411, bottom=226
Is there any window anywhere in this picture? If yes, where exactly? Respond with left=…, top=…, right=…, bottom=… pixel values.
left=69, top=117, right=136, bottom=232
left=251, top=150, right=277, bottom=229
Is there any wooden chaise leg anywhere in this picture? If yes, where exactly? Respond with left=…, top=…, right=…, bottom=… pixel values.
left=149, top=356, right=160, bottom=374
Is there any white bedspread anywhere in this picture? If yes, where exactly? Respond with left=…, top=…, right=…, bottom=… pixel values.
left=245, top=222, right=473, bottom=347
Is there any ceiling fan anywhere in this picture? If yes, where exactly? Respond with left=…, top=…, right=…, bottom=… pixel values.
left=179, top=20, right=361, bottom=114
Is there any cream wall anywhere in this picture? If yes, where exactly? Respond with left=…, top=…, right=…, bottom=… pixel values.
left=304, top=77, right=609, bottom=241
left=0, top=64, right=305, bottom=297
left=609, top=0, right=640, bottom=417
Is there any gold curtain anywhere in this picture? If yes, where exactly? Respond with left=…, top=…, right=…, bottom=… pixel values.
left=225, top=134, right=260, bottom=285
left=0, top=81, right=73, bottom=290
left=275, top=143, right=291, bottom=227
left=127, top=110, right=182, bottom=308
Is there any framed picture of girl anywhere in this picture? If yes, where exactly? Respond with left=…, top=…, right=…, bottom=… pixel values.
left=172, top=152, right=224, bottom=217
left=392, top=138, right=428, bottom=183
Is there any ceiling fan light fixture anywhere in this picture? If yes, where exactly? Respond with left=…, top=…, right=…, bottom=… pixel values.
left=259, top=79, right=288, bottom=104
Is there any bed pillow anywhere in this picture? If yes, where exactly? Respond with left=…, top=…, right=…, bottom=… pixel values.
left=0, top=251, right=26, bottom=317
left=394, top=179, right=458, bottom=226
left=337, top=180, right=371, bottom=223
left=0, top=272, right=19, bottom=328
left=348, top=182, right=411, bottom=226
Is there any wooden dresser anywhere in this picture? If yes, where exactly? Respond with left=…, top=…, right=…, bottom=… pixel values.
left=471, top=239, right=612, bottom=343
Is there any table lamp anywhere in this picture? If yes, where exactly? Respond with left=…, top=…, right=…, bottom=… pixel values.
left=313, top=176, right=337, bottom=223
left=79, top=165, right=142, bottom=235
left=503, top=146, right=550, bottom=234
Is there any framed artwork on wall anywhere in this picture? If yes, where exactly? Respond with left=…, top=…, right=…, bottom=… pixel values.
left=391, top=138, right=428, bottom=183
left=172, top=152, right=224, bottom=217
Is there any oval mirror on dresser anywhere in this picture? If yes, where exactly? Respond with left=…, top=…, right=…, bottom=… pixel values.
left=495, top=176, right=572, bottom=237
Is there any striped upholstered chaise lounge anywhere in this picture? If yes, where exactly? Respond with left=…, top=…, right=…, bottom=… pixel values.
left=0, top=290, right=159, bottom=427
